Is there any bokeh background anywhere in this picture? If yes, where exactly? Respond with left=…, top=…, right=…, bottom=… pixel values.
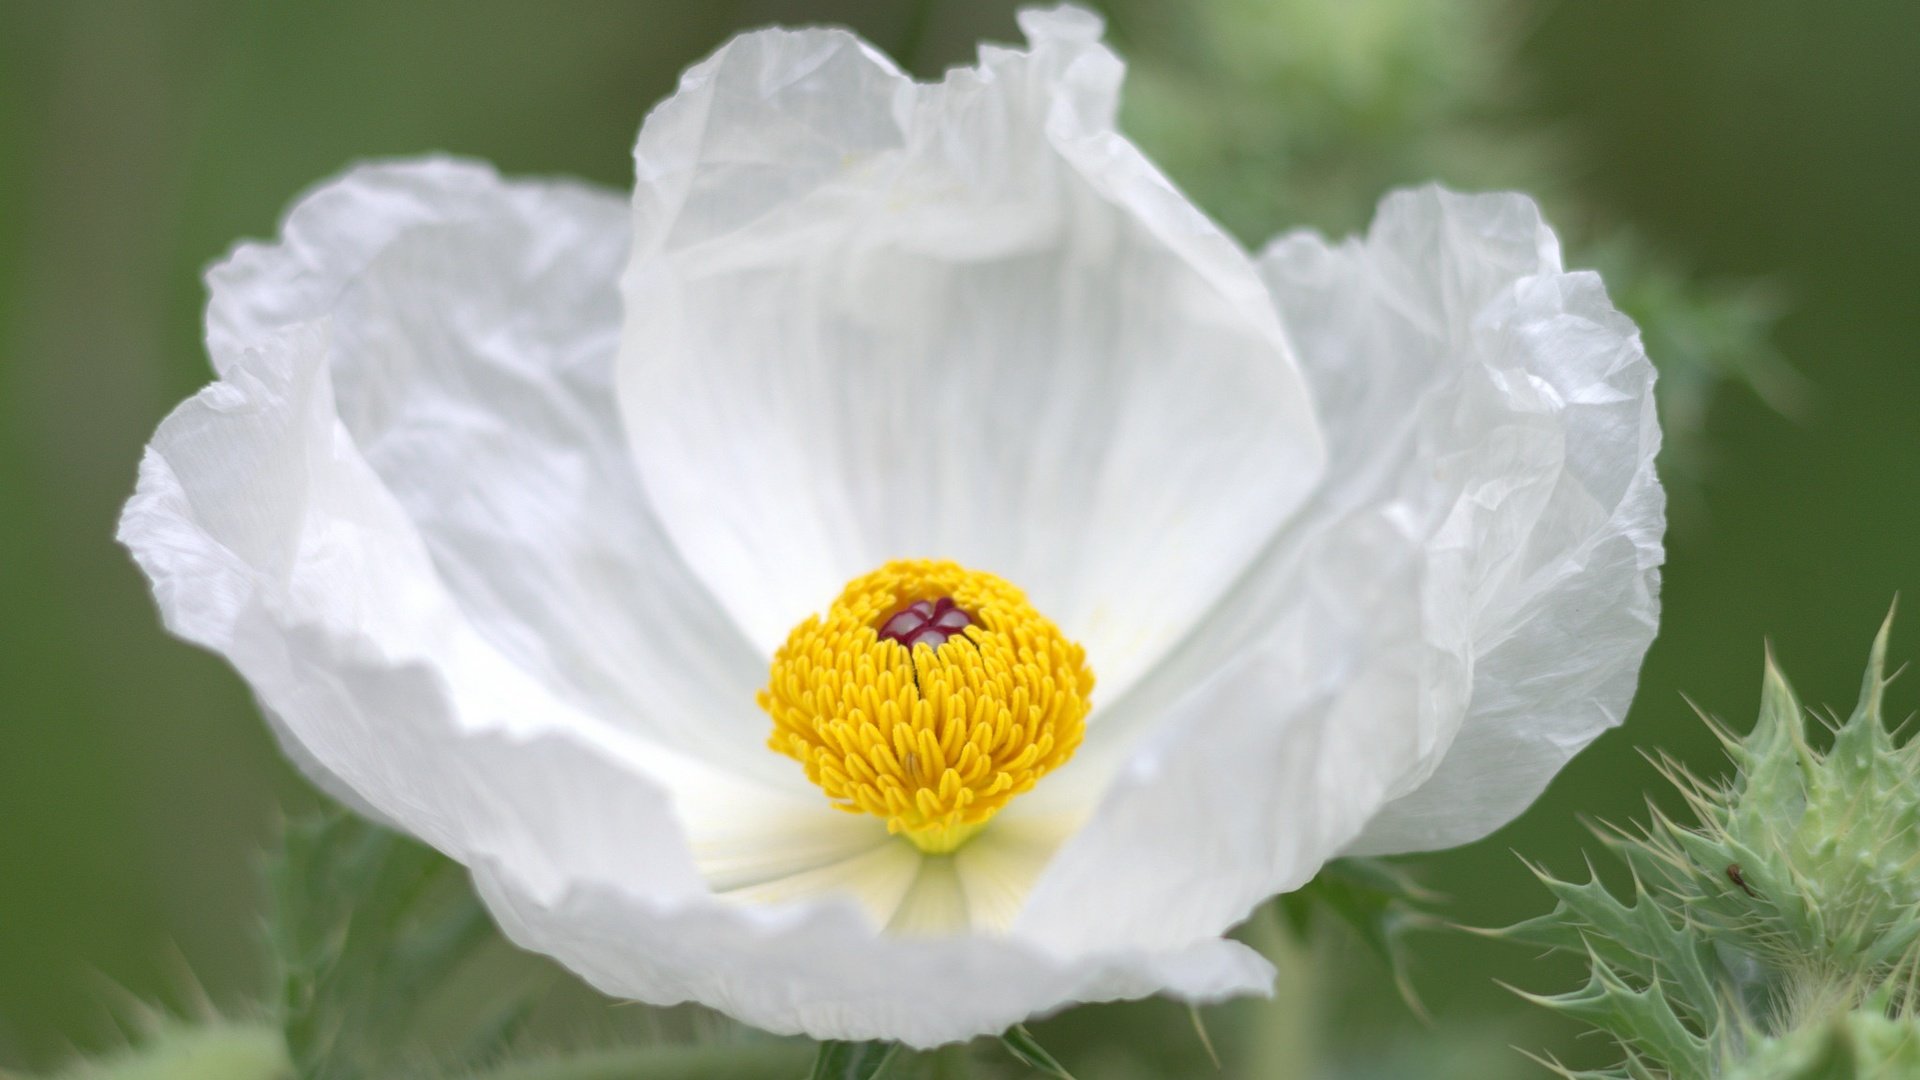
left=2, top=0, right=1916, bottom=1075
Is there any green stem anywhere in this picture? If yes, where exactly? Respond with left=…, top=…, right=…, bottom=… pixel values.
left=1245, top=903, right=1320, bottom=1080
left=474, top=1043, right=809, bottom=1080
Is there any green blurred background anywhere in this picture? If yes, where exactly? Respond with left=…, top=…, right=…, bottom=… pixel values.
left=2, top=0, right=1915, bottom=1075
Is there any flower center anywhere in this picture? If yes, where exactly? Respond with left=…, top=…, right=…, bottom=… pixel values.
left=758, top=559, right=1093, bottom=854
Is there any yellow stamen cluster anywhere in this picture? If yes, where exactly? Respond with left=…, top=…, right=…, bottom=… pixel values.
left=759, top=560, right=1093, bottom=853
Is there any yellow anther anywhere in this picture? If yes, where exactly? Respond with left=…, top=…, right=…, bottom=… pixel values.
left=758, top=560, right=1093, bottom=853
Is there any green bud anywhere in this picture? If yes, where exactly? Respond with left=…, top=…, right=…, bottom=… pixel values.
left=1500, top=609, right=1920, bottom=1077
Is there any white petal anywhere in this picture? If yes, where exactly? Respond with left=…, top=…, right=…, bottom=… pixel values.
left=1301, top=189, right=1666, bottom=853
left=473, top=855, right=1274, bottom=1048
left=690, top=801, right=900, bottom=893
left=1016, top=186, right=1661, bottom=948
left=204, top=158, right=789, bottom=785
left=616, top=6, right=1324, bottom=698
left=700, top=806, right=1078, bottom=937
left=1017, top=513, right=1465, bottom=952
left=120, top=194, right=1272, bottom=1050
left=119, top=325, right=716, bottom=903
left=886, top=856, right=973, bottom=936
left=720, top=838, right=925, bottom=927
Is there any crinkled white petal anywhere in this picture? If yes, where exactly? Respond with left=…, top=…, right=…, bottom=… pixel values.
left=119, top=156, right=1272, bottom=1047
left=616, top=5, right=1325, bottom=700
left=203, top=158, right=793, bottom=787
left=120, top=323, right=724, bottom=903
left=1282, top=188, right=1666, bottom=854
left=1015, top=185, right=1662, bottom=948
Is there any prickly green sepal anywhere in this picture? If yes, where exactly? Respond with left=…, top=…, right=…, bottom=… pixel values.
left=1508, top=613, right=1920, bottom=1077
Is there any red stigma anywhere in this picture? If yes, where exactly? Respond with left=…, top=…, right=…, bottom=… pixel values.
left=878, top=597, right=973, bottom=652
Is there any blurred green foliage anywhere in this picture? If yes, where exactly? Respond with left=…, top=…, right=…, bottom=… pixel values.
left=269, top=812, right=524, bottom=1079
left=1109, top=0, right=1793, bottom=493
left=3, top=0, right=1917, bottom=1076
left=1113, top=0, right=1531, bottom=238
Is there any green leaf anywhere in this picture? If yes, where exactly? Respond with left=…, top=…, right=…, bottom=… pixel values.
left=1275, top=857, right=1439, bottom=1015
left=267, top=808, right=537, bottom=1080
left=1514, top=960, right=1711, bottom=1078
left=807, top=1041, right=900, bottom=1080
left=1000, top=1025, right=1076, bottom=1080
left=1494, top=859, right=1721, bottom=1029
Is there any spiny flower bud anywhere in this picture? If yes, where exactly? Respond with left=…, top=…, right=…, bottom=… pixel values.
left=1499, top=609, right=1920, bottom=1079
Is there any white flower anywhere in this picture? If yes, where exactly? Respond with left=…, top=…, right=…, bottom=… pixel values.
left=119, top=5, right=1663, bottom=1048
